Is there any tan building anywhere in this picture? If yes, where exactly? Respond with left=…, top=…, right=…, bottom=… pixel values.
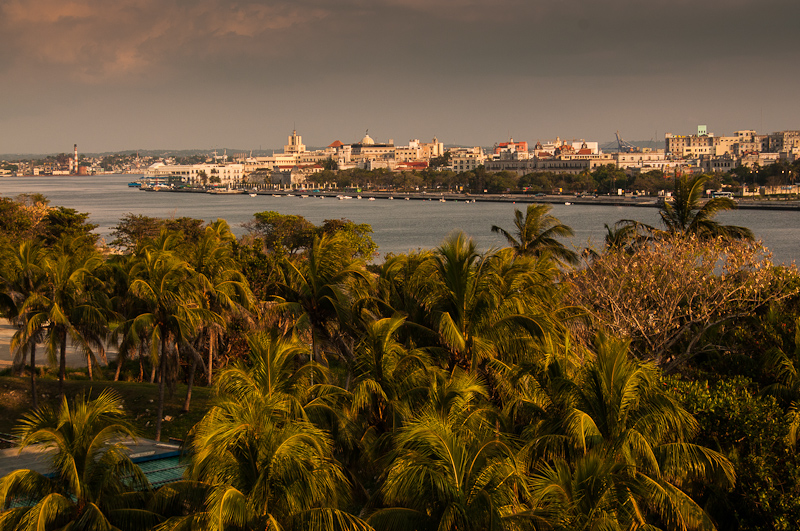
left=350, top=132, right=395, bottom=162
left=767, top=130, right=800, bottom=155
left=395, top=139, right=423, bottom=162
left=420, top=137, right=445, bottom=159
left=449, top=147, right=486, bottom=172
left=615, top=151, right=678, bottom=172
left=284, top=130, right=305, bottom=155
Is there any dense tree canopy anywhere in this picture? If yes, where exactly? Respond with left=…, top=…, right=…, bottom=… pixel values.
left=2, top=195, right=800, bottom=531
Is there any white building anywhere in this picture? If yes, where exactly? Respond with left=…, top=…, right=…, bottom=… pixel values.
left=449, top=147, right=486, bottom=172
left=144, top=162, right=244, bottom=186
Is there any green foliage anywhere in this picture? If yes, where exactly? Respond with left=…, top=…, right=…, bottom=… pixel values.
left=321, top=157, right=338, bottom=171
left=247, top=211, right=378, bottom=260
left=154, top=331, right=370, bottom=531
left=128, top=242, right=211, bottom=440
left=3, top=192, right=797, bottom=531
left=518, top=171, right=555, bottom=192
left=0, top=196, right=96, bottom=249
left=319, top=219, right=378, bottom=261
left=428, top=151, right=451, bottom=169
left=248, top=211, right=317, bottom=256
left=38, top=206, right=98, bottom=247
left=671, top=377, right=800, bottom=531
left=591, top=164, right=629, bottom=194
left=0, top=390, right=157, bottom=531
left=491, top=204, right=578, bottom=265
left=659, top=175, right=753, bottom=240
left=371, top=373, right=527, bottom=531
left=522, top=335, right=734, bottom=531
left=110, top=213, right=205, bottom=253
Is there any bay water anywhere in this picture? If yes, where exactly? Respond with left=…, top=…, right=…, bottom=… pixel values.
left=1, top=173, right=797, bottom=264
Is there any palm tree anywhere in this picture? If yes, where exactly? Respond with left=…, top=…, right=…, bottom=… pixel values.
left=423, top=232, right=558, bottom=373
left=491, top=204, right=579, bottom=265
left=351, top=315, right=432, bottom=436
left=213, top=329, right=319, bottom=420
left=20, top=237, right=110, bottom=398
left=274, top=233, right=371, bottom=373
left=106, top=253, right=152, bottom=382
left=369, top=370, right=527, bottom=531
left=523, top=333, right=735, bottom=530
left=654, top=174, right=753, bottom=240
left=762, top=316, right=800, bottom=448
left=153, top=344, right=370, bottom=531
left=129, top=247, right=206, bottom=442
left=0, top=390, right=157, bottom=531
left=1, top=241, right=47, bottom=409
left=189, top=220, right=254, bottom=388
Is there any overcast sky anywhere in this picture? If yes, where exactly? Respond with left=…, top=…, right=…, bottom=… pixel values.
left=1, top=0, right=799, bottom=154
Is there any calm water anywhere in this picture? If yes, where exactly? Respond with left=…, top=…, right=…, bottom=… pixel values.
left=1, top=174, right=798, bottom=264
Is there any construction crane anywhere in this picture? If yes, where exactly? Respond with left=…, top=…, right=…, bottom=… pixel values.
left=615, top=131, right=641, bottom=153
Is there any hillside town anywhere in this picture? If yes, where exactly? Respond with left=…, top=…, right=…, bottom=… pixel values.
left=2, top=126, right=799, bottom=192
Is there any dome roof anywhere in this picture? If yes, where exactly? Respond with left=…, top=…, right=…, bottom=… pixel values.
left=361, top=133, right=375, bottom=145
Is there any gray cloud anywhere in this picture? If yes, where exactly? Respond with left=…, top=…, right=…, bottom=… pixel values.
left=1, top=0, right=798, bottom=152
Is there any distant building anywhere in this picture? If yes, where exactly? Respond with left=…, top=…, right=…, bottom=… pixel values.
left=449, top=147, right=486, bottom=172
left=493, top=139, right=528, bottom=156
left=144, top=162, right=244, bottom=186
left=284, top=130, right=305, bottom=155
left=271, top=166, right=307, bottom=188
left=351, top=132, right=395, bottom=162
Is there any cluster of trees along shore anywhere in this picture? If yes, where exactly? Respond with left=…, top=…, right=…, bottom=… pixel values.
left=2, top=174, right=800, bottom=531
left=303, top=159, right=800, bottom=196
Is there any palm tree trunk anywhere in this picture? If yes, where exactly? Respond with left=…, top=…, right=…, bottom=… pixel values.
left=182, top=358, right=197, bottom=413
left=207, top=328, right=214, bottom=385
left=30, top=343, right=38, bottom=410
left=114, top=352, right=123, bottom=381
left=311, top=334, right=319, bottom=386
left=59, top=332, right=67, bottom=400
left=17, top=339, right=28, bottom=377
left=155, top=335, right=167, bottom=442
left=138, top=343, right=144, bottom=382
left=87, top=351, right=93, bottom=381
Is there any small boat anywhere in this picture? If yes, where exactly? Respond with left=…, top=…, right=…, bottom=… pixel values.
left=357, top=195, right=362, bottom=199
left=368, top=197, right=376, bottom=201
left=249, top=193, right=257, bottom=197
left=128, top=181, right=142, bottom=188
left=389, top=196, right=394, bottom=200
left=439, top=198, right=446, bottom=203
left=300, top=194, right=309, bottom=198
left=564, top=202, right=572, bottom=206
left=405, top=197, right=410, bottom=201
left=286, top=193, right=295, bottom=197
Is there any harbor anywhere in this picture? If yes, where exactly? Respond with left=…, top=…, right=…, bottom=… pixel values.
left=138, top=184, right=800, bottom=211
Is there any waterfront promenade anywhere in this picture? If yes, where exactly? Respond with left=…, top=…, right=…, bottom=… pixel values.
left=143, top=187, right=800, bottom=211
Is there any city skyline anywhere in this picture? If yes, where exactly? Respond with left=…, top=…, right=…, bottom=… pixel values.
left=1, top=0, right=798, bottom=154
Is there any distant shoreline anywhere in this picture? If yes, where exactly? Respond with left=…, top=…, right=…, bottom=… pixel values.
left=139, top=187, right=800, bottom=211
